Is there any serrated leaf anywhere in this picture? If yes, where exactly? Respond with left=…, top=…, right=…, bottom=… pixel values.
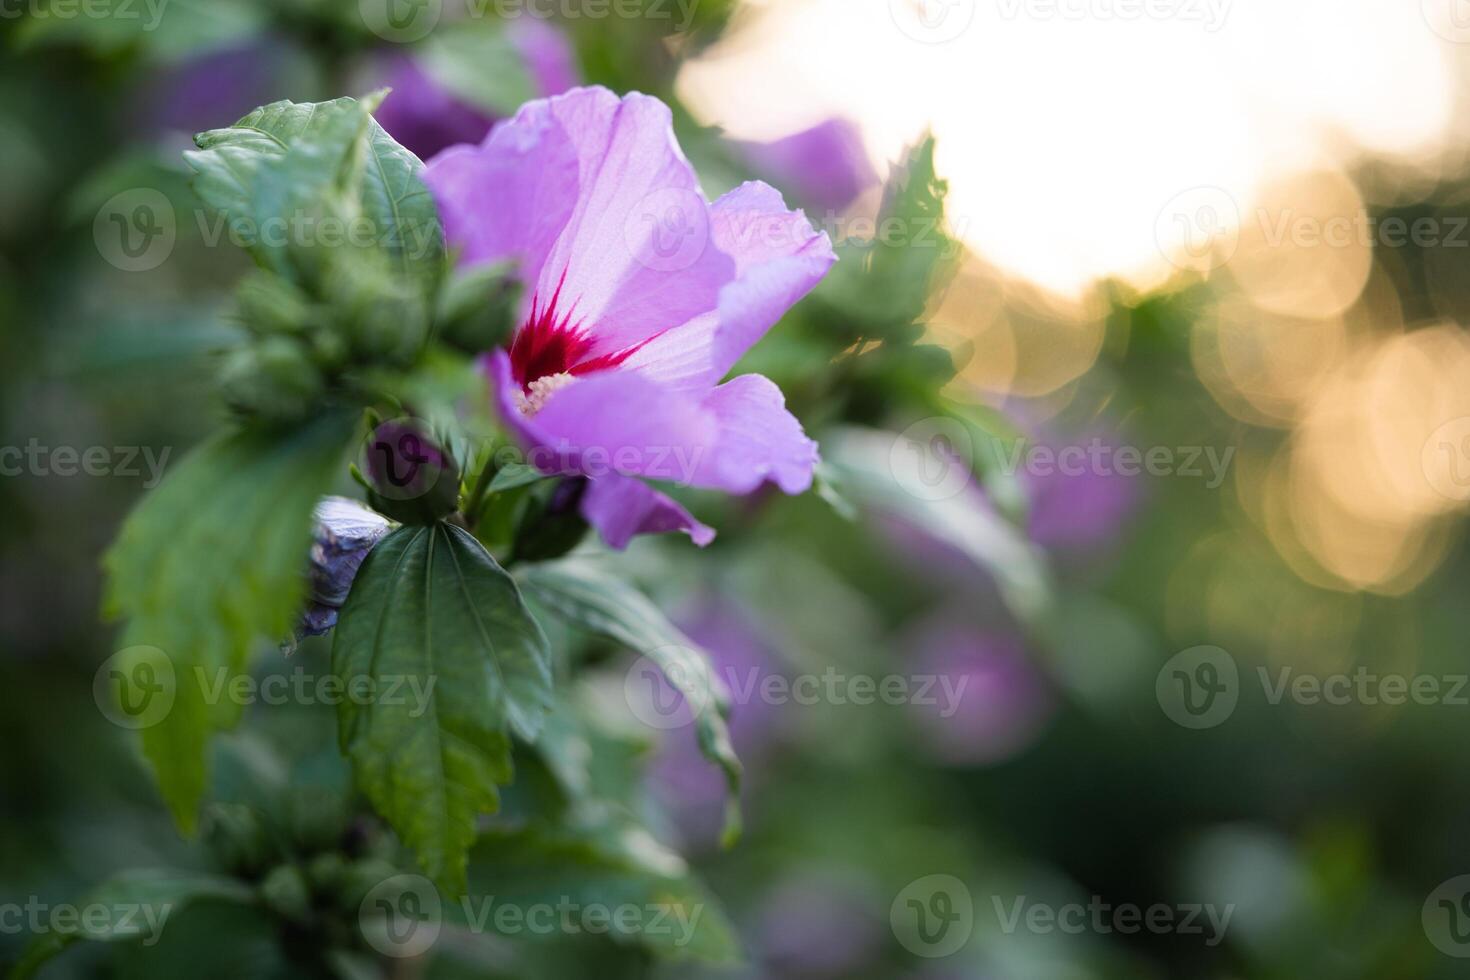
left=467, top=819, right=741, bottom=964
left=516, top=561, right=743, bottom=847
left=186, top=95, right=373, bottom=280
left=820, top=135, right=957, bottom=334
left=9, top=869, right=254, bottom=980
left=102, top=414, right=355, bottom=832
left=333, top=524, right=551, bottom=893
left=186, top=94, right=443, bottom=290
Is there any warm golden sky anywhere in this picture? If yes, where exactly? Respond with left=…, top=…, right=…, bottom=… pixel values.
left=680, top=0, right=1462, bottom=295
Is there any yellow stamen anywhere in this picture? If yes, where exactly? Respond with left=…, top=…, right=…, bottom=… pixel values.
left=515, top=372, right=577, bottom=416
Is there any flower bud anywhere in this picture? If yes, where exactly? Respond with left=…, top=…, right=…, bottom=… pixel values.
left=219, top=335, right=325, bottom=427
left=360, top=418, right=460, bottom=525
left=325, top=252, right=431, bottom=368
left=510, top=477, right=590, bottom=563
left=233, top=272, right=313, bottom=338
left=286, top=786, right=351, bottom=854
left=203, top=803, right=274, bottom=877
left=435, top=262, right=520, bottom=355
left=259, top=864, right=312, bottom=922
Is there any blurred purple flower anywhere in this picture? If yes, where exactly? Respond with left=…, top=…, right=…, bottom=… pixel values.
left=141, top=41, right=288, bottom=135
left=874, top=488, right=997, bottom=589
left=735, top=118, right=878, bottom=214
left=878, top=422, right=1145, bottom=580
left=906, top=613, right=1053, bottom=765
left=1021, top=432, right=1144, bottom=554
left=297, top=497, right=392, bottom=639
left=510, top=17, right=580, bottom=96
left=424, top=86, right=834, bottom=549
left=647, top=598, right=784, bottom=846
left=754, top=868, right=885, bottom=976
left=374, top=19, right=579, bottom=160
left=373, top=56, right=498, bottom=163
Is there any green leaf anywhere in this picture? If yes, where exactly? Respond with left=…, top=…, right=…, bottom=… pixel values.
left=523, top=694, right=659, bottom=822
left=486, top=461, right=550, bottom=495
left=359, top=112, right=446, bottom=289
left=824, top=427, right=1052, bottom=625
left=185, top=94, right=444, bottom=290
left=820, top=134, right=958, bottom=334
left=102, top=414, right=355, bottom=833
left=112, top=900, right=304, bottom=980
left=813, top=460, right=858, bottom=521
left=509, top=481, right=591, bottom=565
left=467, top=818, right=741, bottom=964
left=516, top=561, right=743, bottom=847
left=333, top=524, right=551, bottom=893
left=187, top=95, right=374, bottom=280
left=939, top=398, right=1032, bottom=528
left=9, top=869, right=254, bottom=980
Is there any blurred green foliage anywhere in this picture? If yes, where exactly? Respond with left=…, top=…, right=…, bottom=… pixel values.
left=4, top=2, right=1470, bottom=980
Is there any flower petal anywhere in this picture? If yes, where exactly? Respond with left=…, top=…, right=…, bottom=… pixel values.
left=507, top=18, right=580, bottom=98
left=580, top=474, right=715, bottom=550
left=423, top=97, right=582, bottom=281
left=485, top=349, right=717, bottom=485
left=693, top=373, right=818, bottom=495
left=735, top=118, right=878, bottom=213
left=621, top=181, right=836, bottom=391
left=309, top=496, right=393, bottom=607
left=713, top=180, right=839, bottom=276
left=531, top=87, right=735, bottom=356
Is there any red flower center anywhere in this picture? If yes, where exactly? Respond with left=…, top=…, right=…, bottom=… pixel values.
left=509, top=273, right=639, bottom=388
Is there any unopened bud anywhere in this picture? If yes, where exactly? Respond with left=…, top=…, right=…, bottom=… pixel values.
left=360, top=418, right=460, bottom=525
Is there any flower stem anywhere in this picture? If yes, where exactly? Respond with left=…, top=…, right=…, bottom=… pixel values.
left=459, top=447, right=498, bottom=531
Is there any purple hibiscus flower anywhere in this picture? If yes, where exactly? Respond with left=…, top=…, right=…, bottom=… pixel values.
left=735, top=117, right=879, bottom=215
left=374, top=19, right=579, bottom=161
left=905, top=613, right=1053, bottom=765
left=424, top=86, right=836, bottom=549
left=1022, top=430, right=1145, bottom=555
